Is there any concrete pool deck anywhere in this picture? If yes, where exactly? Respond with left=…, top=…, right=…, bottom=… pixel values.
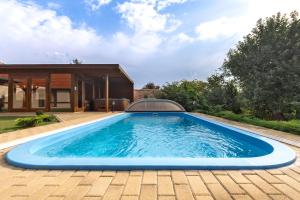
left=0, top=112, right=299, bottom=199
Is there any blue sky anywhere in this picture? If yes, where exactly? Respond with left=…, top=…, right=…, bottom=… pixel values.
left=0, top=0, right=299, bottom=88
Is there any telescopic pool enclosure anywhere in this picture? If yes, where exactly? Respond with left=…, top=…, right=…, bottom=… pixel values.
left=0, top=64, right=133, bottom=112
left=126, top=99, right=186, bottom=112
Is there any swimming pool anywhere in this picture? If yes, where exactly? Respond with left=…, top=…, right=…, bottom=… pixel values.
left=6, top=112, right=296, bottom=170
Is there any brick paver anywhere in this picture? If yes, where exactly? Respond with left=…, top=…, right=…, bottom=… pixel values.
left=0, top=112, right=299, bottom=199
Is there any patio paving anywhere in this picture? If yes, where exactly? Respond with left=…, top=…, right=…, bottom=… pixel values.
left=0, top=112, right=299, bottom=200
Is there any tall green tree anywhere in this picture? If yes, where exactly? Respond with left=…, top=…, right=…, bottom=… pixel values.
left=223, top=11, right=300, bottom=119
left=158, top=80, right=208, bottom=112
left=142, top=82, right=160, bottom=89
left=205, top=74, right=242, bottom=114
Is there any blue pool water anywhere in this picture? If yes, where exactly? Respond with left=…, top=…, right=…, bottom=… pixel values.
left=36, top=113, right=272, bottom=158
left=6, top=112, right=296, bottom=170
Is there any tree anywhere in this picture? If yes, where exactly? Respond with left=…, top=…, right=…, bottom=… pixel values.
left=223, top=11, right=300, bottom=119
left=158, top=80, right=208, bottom=112
left=71, top=58, right=82, bottom=64
left=142, top=82, right=160, bottom=89
left=205, top=74, right=242, bottom=114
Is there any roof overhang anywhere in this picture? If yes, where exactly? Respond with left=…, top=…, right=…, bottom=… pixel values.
left=0, top=64, right=133, bottom=84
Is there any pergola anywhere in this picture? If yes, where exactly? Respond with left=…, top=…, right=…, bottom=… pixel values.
left=0, top=64, right=134, bottom=112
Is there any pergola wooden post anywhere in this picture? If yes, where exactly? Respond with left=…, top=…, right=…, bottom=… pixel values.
left=105, top=74, right=109, bottom=112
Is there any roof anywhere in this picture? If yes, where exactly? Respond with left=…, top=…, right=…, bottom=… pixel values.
left=0, top=64, right=133, bottom=83
left=126, top=99, right=186, bottom=112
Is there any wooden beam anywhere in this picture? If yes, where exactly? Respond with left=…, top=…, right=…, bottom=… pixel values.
left=105, top=74, right=109, bottom=112
left=8, top=74, right=13, bottom=112
left=46, top=73, right=51, bottom=112
left=27, top=78, right=32, bottom=111
left=70, top=73, right=76, bottom=112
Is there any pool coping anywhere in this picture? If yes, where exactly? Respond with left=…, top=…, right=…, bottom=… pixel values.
left=5, top=112, right=297, bottom=170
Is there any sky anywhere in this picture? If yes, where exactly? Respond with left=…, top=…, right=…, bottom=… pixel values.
left=0, top=0, right=299, bottom=88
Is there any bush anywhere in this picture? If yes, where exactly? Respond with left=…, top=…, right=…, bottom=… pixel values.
left=35, top=110, right=44, bottom=116
left=210, top=111, right=300, bottom=135
left=15, top=114, right=56, bottom=128
left=15, top=117, right=39, bottom=127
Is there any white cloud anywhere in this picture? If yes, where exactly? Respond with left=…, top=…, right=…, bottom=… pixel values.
left=195, top=0, right=300, bottom=41
left=0, top=0, right=102, bottom=63
left=157, top=0, right=188, bottom=11
left=84, top=0, right=112, bottom=11
left=0, top=0, right=170, bottom=64
left=47, top=2, right=61, bottom=10
left=172, top=33, right=194, bottom=43
left=195, top=17, right=247, bottom=41
left=116, top=0, right=187, bottom=53
left=117, top=0, right=181, bottom=33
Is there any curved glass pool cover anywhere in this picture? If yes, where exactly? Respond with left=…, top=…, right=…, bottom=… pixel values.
left=6, top=112, right=296, bottom=170
left=125, top=99, right=185, bottom=112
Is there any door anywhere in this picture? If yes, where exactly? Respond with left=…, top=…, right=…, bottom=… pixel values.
left=31, top=78, right=47, bottom=110
left=12, top=77, right=28, bottom=111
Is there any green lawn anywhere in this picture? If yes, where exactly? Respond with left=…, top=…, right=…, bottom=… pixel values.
left=0, top=116, right=26, bottom=133
left=206, top=111, right=300, bottom=135
left=0, top=116, right=57, bottom=134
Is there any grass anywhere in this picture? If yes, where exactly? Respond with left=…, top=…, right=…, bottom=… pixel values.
left=206, top=111, right=300, bottom=135
left=0, top=116, right=23, bottom=133
left=0, top=116, right=57, bottom=134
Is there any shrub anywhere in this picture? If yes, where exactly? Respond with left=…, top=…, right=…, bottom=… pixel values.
left=35, top=110, right=44, bottom=116
left=15, top=117, right=39, bottom=127
left=15, top=114, right=56, bottom=128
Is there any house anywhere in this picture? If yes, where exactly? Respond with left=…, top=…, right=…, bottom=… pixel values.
left=0, top=64, right=133, bottom=112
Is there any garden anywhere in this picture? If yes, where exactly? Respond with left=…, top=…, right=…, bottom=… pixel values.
left=144, top=12, right=300, bottom=135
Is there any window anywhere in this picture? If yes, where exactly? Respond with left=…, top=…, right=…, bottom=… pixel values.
left=0, top=74, right=8, bottom=111
left=50, top=74, right=71, bottom=111
left=13, top=77, right=27, bottom=109
left=31, top=78, right=46, bottom=109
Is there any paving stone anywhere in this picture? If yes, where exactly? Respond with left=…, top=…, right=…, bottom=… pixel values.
left=281, top=168, right=300, bottom=182
left=185, top=170, right=199, bottom=176
left=227, top=171, right=251, bottom=184
left=231, top=194, right=253, bottom=200
left=102, top=185, right=124, bottom=200
left=254, top=170, right=282, bottom=184
left=112, top=171, right=129, bottom=185
left=245, top=175, right=280, bottom=194
left=143, top=171, right=157, bottom=185
left=79, top=171, right=102, bottom=185
left=51, top=176, right=83, bottom=196
left=187, top=175, right=210, bottom=195
left=121, top=196, right=139, bottom=200
left=216, top=175, right=245, bottom=194
left=87, top=176, right=113, bottom=196
left=158, top=176, right=174, bottom=195
left=195, top=196, right=214, bottom=200
left=174, top=184, right=195, bottom=200
left=199, top=171, right=218, bottom=184
left=206, top=183, right=232, bottom=200
left=275, top=175, right=300, bottom=192
left=273, top=184, right=300, bottom=200
left=129, top=171, right=143, bottom=176
left=240, top=183, right=271, bottom=200
left=171, top=171, right=188, bottom=184
left=269, top=194, right=290, bottom=200
left=157, top=171, right=171, bottom=176
left=123, top=176, right=142, bottom=195
left=140, top=185, right=157, bottom=200
left=102, top=171, right=116, bottom=177
left=158, top=196, right=176, bottom=200
left=27, top=185, right=58, bottom=200
left=64, top=185, right=91, bottom=200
